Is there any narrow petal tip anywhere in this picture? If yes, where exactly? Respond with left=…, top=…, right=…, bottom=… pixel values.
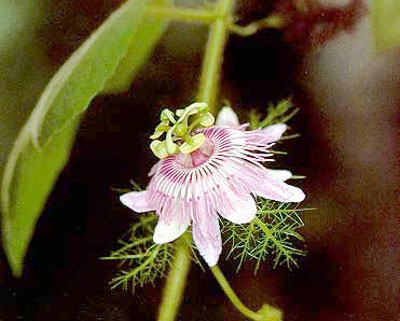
left=252, top=173, right=306, bottom=203
left=218, top=194, right=257, bottom=224
left=153, top=219, right=189, bottom=244
left=192, top=215, right=222, bottom=267
left=120, top=190, right=155, bottom=213
left=266, top=169, right=292, bottom=181
left=262, top=123, right=288, bottom=142
left=201, top=248, right=221, bottom=267
left=216, top=106, right=240, bottom=127
left=205, top=256, right=219, bottom=267
left=289, top=187, right=306, bottom=202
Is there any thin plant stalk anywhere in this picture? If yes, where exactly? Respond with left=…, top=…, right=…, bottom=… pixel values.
left=196, top=0, right=236, bottom=112
left=211, top=266, right=282, bottom=321
left=211, top=266, right=264, bottom=321
left=157, top=238, right=191, bottom=321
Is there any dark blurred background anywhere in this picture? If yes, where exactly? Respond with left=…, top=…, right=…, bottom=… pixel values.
left=0, top=0, right=399, bottom=320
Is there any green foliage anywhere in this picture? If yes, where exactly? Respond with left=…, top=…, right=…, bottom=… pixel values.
left=103, top=0, right=170, bottom=93
left=222, top=199, right=312, bottom=273
left=104, top=204, right=205, bottom=291
left=372, top=0, right=400, bottom=52
left=249, top=99, right=298, bottom=130
left=2, top=119, right=80, bottom=275
left=0, top=0, right=50, bottom=175
left=103, top=213, right=175, bottom=291
left=1, top=0, right=169, bottom=277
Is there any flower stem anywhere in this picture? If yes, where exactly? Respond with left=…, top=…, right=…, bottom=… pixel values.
left=196, top=0, right=236, bottom=114
left=157, top=238, right=191, bottom=321
left=211, top=266, right=262, bottom=320
left=211, top=265, right=282, bottom=321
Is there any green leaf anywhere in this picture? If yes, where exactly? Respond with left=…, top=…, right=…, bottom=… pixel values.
left=372, top=0, right=400, bottom=52
left=103, top=0, right=170, bottom=93
left=1, top=0, right=168, bottom=276
left=2, top=119, right=79, bottom=277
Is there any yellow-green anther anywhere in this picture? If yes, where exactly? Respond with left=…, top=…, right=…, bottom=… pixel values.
left=150, top=122, right=171, bottom=140
left=166, top=140, right=179, bottom=155
left=200, top=112, right=215, bottom=127
left=187, top=113, right=215, bottom=132
left=161, top=109, right=176, bottom=124
left=187, top=102, right=208, bottom=113
left=150, top=140, right=168, bottom=159
left=177, top=102, right=208, bottom=123
left=151, top=103, right=215, bottom=158
left=165, top=128, right=179, bottom=155
left=150, top=131, right=164, bottom=140
left=157, top=125, right=170, bottom=132
left=175, top=123, right=188, bottom=137
left=180, top=133, right=206, bottom=154
left=157, top=120, right=170, bottom=128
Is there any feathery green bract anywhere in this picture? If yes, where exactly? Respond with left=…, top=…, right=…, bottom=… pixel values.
left=104, top=208, right=205, bottom=291
left=222, top=199, right=310, bottom=273
left=221, top=99, right=308, bottom=272
left=103, top=213, right=175, bottom=292
left=249, top=99, right=298, bottom=130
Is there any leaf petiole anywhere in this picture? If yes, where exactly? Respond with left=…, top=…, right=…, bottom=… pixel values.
left=148, top=5, right=215, bottom=23
left=229, top=14, right=287, bottom=36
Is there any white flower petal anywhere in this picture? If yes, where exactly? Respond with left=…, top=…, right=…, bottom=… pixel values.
left=153, top=219, right=189, bottom=244
left=217, top=193, right=257, bottom=224
left=261, top=123, right=287, bottom=143
left=266, top=169, right=292, bottom=181
left=254, top=176, right=305, bottom=203
left=120, top=191, right=155, bottom=213
left=216, top=106, right=240, bottom=127
left=192, top=213, right=222, bottom=267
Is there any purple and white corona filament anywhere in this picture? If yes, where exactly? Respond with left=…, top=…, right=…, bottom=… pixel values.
left=120, top=106, right=305, bottom=266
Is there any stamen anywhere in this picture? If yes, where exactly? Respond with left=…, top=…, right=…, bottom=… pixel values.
left=150, top=103, right=216, bottom=158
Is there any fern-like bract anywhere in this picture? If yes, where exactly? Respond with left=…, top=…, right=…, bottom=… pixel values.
left=102, top=213, right=175, bottom=292
left=249, top=99, right=298, bottom=130
left=222, top=199, right=312, bottom=273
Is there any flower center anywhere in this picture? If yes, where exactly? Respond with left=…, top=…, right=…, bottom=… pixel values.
left=149, top=103, right=215, bottom=159
left=178, top=138, right=214, bottom=168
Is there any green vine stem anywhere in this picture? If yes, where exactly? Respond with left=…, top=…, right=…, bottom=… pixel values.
left=210, top=265, right=263, bottom=320
left=197, top=0, right=236, bottom=113
left=156, top=0, right=236, bottom=320
left=157, top=238, right=191, bottom=321
left=149, top=5, right=215, bottom=23
left=210, top=266, right=282, bottom=321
